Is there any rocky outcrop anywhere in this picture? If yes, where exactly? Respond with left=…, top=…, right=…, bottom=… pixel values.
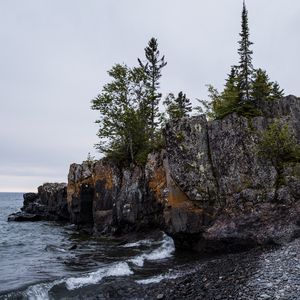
left=163, top=95, right=300, bottom=252
left=10, top=96, right=300, bottom=252
left=65, top=95, right=300, bottom=253
left=8, top=183, right=69, bottom=222
left=67, top=158, right=165, bottom=234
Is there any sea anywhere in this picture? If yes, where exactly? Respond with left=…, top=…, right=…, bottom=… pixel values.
left=0, top=193, right=197, bottom=299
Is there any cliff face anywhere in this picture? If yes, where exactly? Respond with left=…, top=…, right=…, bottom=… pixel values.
left=15, top=96, right=300, bottom=253
left=66, top=96, right=300, bottom=252
left=164, top=95, right=300, bottom=251
left=67, top=157, right=165, bottom=234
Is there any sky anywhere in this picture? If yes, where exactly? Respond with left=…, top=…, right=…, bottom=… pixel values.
left=0, top=0, right=299, bottom=192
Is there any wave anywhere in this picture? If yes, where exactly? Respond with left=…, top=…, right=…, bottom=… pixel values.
left=128, top=234, right=174, bottom=267
left=136, top=272, right=179, bottom=285
left=66, top=262, right=133, bottom=290
left=25, top=280, right=63, bottom=300
left=21, top=233, right=175, bottom=298
left=45, top=244, right=67, bottom=253
left=122, top=238, right=159, bottom=248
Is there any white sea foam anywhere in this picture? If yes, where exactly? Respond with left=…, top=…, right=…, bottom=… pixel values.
left=25, top=280, right=63, bottom=300
left=128, top=234, right=174, bottom=267
left=122, top=239, right=158, bottom=248
left=65, top=262, right=133, bottom=290
left=136, top=273, right=179, bottom=285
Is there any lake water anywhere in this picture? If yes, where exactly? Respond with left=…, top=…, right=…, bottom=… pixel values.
left=0, top=193, right=196, bottom=299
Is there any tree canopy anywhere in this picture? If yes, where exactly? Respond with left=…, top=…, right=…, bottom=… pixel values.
left=199, top=1, right=284, bottom=120
left=91, top=3, right=287, bottom=166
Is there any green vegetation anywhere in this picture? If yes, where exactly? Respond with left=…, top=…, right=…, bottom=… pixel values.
left=91, top=39, right=168, bottom=166
left=258, top=121, right=300, bottom=167
left=138, top=38, right=167, bottom=143
left=198, top=2, right=284, bottom=120
left=164, top=92, right=192, bottom=120
left=91, top=3, right=287, bottom=167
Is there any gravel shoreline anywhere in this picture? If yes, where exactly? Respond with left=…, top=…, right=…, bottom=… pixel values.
left=85, top=239, right=300, bottom=300
left=142, top=239, right=300, bottom=300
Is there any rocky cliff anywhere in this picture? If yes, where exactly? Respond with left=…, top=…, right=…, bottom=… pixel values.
left=11, top=96, right=300, bottom=253
left=64, top=95, right=300, bottom=252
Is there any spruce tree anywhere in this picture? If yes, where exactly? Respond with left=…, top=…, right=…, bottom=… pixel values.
left=237, top=1, right=254, bottom=102
left=138, top=38, right=167, bottom=142
left=251, top=68, right=273, bottom=101
left=221, top=66, right=239, bottom=105
left=164, top=91, right=192, bottom=119
left=270, top=82, right=284, bottom=100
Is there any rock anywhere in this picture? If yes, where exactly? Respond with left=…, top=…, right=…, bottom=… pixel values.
left=13, top=96, right=300, bottom=254
left=7, top=212, right=41, bottom=222
left=67, top=157, right=165, bottom=234
left=10, top=183, right=69, bottom=222
left=23, top=192, right=39, bottom=207
left=157, top=294, right=164, bottom=299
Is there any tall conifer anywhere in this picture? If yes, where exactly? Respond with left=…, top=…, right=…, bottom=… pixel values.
left=237, top=1, right=254, bottom=102
left=138, top=38, right=167, bottom=142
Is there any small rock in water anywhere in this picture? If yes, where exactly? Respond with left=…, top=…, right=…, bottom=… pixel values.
left=157, top=294, right=164, bottom=299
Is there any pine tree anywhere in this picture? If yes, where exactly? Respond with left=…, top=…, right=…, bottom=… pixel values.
left=251, top=68, right=273, bottom=101
left=164, top=91, right=192, bottom=119
left=237, top=1, right=254, bottom=102
left=138, top=38, right=167, bottom=142
left=270, top=81, right=284, bottom=100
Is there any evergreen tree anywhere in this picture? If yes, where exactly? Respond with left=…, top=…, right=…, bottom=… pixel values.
left=270, top=81, right=284, bottom=100
left=251, top=68, right=273, bottom=101
left=138, top=38, right=167, bottom=141
left=237, top=1, right=254, bottom=102
left=164, top=91, right=192, bottom=120
left=221, top=66, right=240, bottom=107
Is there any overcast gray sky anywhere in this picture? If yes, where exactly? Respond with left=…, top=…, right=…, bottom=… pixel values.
left=0, top=0, right=299, bottom=192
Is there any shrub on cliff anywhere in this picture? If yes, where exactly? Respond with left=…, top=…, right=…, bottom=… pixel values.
left=258, top=120, right=300, bottom=168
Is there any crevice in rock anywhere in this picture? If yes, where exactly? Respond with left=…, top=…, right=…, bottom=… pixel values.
left=205, top=121, right=222, bottom=209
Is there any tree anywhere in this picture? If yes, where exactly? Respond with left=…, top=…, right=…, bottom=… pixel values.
left=138, top=38, right=167, bottom=141
left=196, top=68, right=239, bottom=120
left=91, top=64, right=148, bottom=165
left=270, top=81, right=284, bottom=100
left=237, top=1, right=254, bottom=102
left=220, top=66, right=240, bottom=113
left=164, top=91, right=192, bottom=120
left=251, top=68, right=273, bottom=101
